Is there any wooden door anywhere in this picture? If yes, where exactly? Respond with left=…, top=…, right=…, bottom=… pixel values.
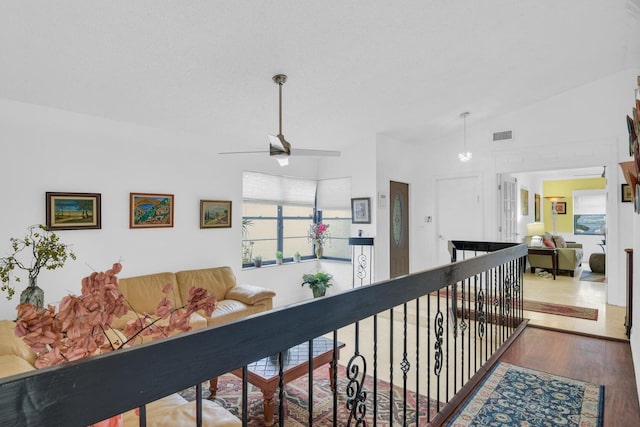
left=389, top=181, right=409, bottom=278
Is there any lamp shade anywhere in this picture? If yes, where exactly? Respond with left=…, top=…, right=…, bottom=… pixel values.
left=526, top=222, right=545, bottom=236
left=544, top=195, right=565, bottom=201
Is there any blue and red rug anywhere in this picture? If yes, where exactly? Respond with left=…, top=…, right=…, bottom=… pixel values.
left=446, top=362, right=604, bottom=427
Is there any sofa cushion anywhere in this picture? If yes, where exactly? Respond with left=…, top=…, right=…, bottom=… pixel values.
left=122, top=393, right=240, bottom=427
left=543, top=238, right=556, bottom=248
left=176, top=267, right=237, bottom=302
left=206, top=300, right=270, bottom=327
left=119, top=272, right=181, bottom=314
left=0, top=320, right=36, bottom=365
left=226, top=284, right=275, bottom=306
left=0, top=355, right=35, bottom=377
left=552, top=235, right=567, bottom=248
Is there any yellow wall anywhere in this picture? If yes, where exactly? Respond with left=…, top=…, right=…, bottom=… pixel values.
left=542, top=177, right=605, bottom=233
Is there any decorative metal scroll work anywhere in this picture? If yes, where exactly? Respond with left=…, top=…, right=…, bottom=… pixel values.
left=356, top=254, right=368, bottom=280
left=434, top=311, right=444, bottom=376
left=346, top=353, right=367, bottom=426
left=476, top=288, right=486, bottom=338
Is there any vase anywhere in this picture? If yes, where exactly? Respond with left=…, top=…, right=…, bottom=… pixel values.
left=315, top=245, right=323, bottom=259
left=19, top=278, right=44, bottom=310
left=91, top=414, right=123, bottom=427
left=312, top=288, right=326, bottom=298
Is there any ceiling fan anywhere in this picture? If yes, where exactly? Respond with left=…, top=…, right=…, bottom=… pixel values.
left=220, top=74, right=340, bottom=166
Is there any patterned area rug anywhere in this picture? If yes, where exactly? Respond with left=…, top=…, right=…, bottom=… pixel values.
left=446, top=362, right=604, bottom=427
left=452, top=290, right=599, bottom=321
left=579, top=270, right=607, bottom=283
left=180, top=364, right=439, bottom=426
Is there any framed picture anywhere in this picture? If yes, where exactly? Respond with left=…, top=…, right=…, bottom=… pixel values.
left=130, top=193, right=174, bottom=228
left=622, top=184, right=633, bottom=203
left=46, top=192, right=101, bottom=230
left=554, top=201, right=567, bottom=215
left=534, top=194, right=541, bottom=221
left=351, top=197, right=371, bottom=224
left=520, top=189, right=529, bottom=216
left=200, top=200, right=232, bottom=228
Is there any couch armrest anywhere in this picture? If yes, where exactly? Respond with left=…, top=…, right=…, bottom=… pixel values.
left=226, top=284, right=276, bottom=305
left=566, top=242, right=582, bottom=249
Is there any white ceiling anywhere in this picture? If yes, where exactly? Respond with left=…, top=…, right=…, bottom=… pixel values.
left=1, top=1, right=639, bottom=152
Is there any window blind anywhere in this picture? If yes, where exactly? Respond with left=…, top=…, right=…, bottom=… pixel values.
left=317, top=177, right=352, bottom=209
left=573, top=190, right=606, bottom=214
left=242, top=171, right=317, bottom=206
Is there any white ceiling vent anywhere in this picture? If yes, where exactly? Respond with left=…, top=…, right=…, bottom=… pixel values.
left=493, top=130, right=513, bottom=142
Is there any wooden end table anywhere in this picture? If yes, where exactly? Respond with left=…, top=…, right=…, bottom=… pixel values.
left=528, top=247, right=558, bottom=280
left=210, top=336, right=345, bottom=426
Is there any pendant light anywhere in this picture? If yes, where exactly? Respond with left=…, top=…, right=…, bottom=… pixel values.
left=458, top=112, right=472, bottom=162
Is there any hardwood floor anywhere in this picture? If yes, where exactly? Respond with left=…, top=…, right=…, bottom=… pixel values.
left=499, top=327, right=640, bottom=427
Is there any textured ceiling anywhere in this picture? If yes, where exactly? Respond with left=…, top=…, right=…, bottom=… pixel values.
left=1, top=1, right=639, bottom=152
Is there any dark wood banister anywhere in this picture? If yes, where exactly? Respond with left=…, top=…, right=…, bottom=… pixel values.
left=0, top=242, right=527, bottom=426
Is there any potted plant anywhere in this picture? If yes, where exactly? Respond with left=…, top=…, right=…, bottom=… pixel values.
left=253, top=256, right=263, bottom=268
left=0, top=224, right=77, bottom=309
left=293, top=251, right=301, bottom=263
left=301, top=271, right=333, bottom=298
left=275, top=251, right=283, bottom=265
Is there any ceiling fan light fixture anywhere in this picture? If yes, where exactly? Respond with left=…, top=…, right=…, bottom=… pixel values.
left=458, top=111, right=472, bottom=163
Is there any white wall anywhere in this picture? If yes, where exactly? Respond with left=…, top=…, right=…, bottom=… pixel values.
left=0, top=99, right=322, bottom=318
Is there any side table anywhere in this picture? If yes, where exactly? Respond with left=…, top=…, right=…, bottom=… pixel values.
left=528, top=247, right=558, bottom=280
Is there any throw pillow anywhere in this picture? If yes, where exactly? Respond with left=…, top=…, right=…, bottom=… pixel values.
left=543, top=238, right=556, bottom=248
left=553, top=235, right=567, bottom=248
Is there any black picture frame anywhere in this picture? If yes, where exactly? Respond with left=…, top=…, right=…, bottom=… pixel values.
left=45, top=192, right=101, bottom=230
left=622, top=184, right=632, bottom=203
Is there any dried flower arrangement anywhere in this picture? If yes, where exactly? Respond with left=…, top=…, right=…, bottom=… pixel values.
left=15, top=262, right=216, bottom=368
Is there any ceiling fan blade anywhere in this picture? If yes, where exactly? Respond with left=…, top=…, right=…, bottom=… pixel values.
left=290, top=148, right=341, bottom=157
left=219, top=150, right=269, bottom=155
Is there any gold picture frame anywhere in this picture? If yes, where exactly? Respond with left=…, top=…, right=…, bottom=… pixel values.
left=200, top=200, right=232, bottom=228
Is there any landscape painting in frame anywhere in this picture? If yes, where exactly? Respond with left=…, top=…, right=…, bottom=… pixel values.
left=130, top=193, right=174, bottom=228
left=200, top=200, right=232, bottom=229
left=46, top=192, right=101, bottom=230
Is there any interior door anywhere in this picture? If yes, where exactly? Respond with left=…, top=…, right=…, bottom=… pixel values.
left=499, top=174, right=518, bottom=242
left=436, top=176, right=483, bottom=265
left=389, top=181, right=409, bottom=278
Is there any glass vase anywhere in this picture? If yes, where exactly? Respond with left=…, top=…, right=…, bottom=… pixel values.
left=19, top=277, right=44, bottom=310
left=315, top=245, right=323, bottom=259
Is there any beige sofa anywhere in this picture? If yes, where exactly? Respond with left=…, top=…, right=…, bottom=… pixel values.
left=0, top=320, right=240, bottom=426
left=113, top=266, right=276, bottom=334
left=524, top=235, right=584, bottom=277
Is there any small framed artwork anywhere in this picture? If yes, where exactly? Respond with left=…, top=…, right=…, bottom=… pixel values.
left=46, top=192, right=101, bottom=230
left=534, top=194, right=541, bottom=221
left=130, top=193, right=174, bottom=228
left=351, top=197, right=371, bottom=224
left=200, top=200, right=232, bottom=228
left=622, top=184, right=633, bottom=203
left=554, top=201, right=567, bottom=215
left=520, top=188, right=529, bottom=216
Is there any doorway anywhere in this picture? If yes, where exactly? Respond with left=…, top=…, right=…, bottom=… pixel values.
left=389, top=181, right=409, bottom=278
left=435, top=176, right=483, bottom=265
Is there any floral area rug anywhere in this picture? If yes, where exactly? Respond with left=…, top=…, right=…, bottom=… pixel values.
left=180, top=364, right=440, bottom=426
left=446, top=362, right=604, bottom=427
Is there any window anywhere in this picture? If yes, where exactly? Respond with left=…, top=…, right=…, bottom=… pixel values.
left=242, top=172, right=352, bottom=266
left=572, top=190, right=606, bottom=235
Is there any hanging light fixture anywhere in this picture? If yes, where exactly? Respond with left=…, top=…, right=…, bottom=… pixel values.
left=458, top=112, right=472, bottom=162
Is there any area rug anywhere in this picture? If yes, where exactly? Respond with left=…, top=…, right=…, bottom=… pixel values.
left=579, top=270, right=607, bottom=283
left=180, top=365, right=439, bottom=426
left=446, top=362, right=604, bottom=427
left=451, top=290, right=599, bottom=321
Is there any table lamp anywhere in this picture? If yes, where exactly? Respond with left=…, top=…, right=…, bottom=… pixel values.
left=526, top=222, right=545, bottom=247
left=544, top=195, right=565, bottom=234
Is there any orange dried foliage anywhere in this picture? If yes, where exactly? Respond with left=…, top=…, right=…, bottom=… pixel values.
left=15, top=262, right=217, bottom=368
